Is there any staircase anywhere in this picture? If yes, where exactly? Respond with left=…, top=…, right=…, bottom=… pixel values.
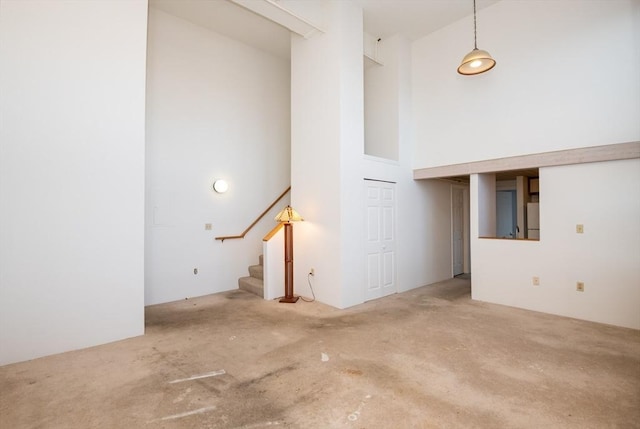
left=238, top=255, right=264, bottom=298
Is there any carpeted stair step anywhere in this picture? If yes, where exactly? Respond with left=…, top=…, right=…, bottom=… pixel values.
left=238, top=255, right=264, bottom=298
left=238, top=276, right=264, bottom=298
left=248, top=264, right=263, bottom=280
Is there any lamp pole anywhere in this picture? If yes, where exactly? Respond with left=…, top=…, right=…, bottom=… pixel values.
left=280, top=221, right=299, bottom=303
left=274, top=205, right=303, bottom=303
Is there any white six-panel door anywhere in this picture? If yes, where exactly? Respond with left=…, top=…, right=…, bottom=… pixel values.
left=365, top=180, right=396, bottom=301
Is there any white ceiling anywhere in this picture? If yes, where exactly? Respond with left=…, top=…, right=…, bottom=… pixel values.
left=357, top=0, right=499, bottom=41
left=150, top=0, right=292, bottom=58
left=149, top=0, right=500, bottom=59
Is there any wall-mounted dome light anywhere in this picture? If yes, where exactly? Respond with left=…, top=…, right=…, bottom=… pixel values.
left=213, top=179, right=229, bottom=194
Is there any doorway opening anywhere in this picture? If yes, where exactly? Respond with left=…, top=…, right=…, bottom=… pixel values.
left=496, top=190, right=517, bottom=238
left=451, top=186, right=470, bottom=277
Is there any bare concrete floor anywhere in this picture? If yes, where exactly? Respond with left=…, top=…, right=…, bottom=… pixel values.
left=1, top=278, right=639, bottom=428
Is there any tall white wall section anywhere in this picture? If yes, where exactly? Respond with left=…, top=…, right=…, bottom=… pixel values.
left=290, top=1, right=365, bottom=308
left=0, top=0, right=148, bottom=365
left=413, top=0, right=640, bottom=328
left=145, top=8, right=291, bottom=305
left=412, top=0, right=640, bottom=167
left=363, top=35, right=453, bottom=294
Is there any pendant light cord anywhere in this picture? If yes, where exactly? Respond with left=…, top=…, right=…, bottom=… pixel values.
left=473, top=0, right=478, bottom=49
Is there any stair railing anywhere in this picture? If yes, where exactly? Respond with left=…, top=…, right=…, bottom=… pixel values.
left=263, top=222, right=284, bottom=242
left=215, top=186, right=291, bottom=242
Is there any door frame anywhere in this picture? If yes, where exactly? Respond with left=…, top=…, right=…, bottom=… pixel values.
left=451, top=184, right=470, bottom=276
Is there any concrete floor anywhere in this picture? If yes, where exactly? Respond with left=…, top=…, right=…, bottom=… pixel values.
left=1, top=278, right=639, bottom=428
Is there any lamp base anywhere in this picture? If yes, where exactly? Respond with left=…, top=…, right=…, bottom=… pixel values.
left=279, top=296, right=299, bottom=304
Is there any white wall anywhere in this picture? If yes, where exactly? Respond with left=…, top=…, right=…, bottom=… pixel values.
left=263, top=226, right=284, bottom=301
left=364, top=36, right=398, bottom=160
left=291, top=1, right=365, bottom=308
left=289, top=19, right=341, bottom=302
left=0, top=0, right=148, bottom=365
left=291, top=1, right=453, bottom=308
left=145, top=8, right=291, bottom=305
left=412, top=0, right=640, bottom=168
left=472, top=159, right=640, bottom=329
left=363, top=34, right=452, bottom=294
left=414, top=0, right=640, bottom=328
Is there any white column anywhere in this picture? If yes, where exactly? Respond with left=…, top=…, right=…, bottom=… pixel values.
left=291, top=1, right=364, bottom=308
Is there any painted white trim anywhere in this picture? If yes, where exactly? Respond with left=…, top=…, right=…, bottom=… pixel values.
left=231, top=0, right=324, bottom=38
left=413, top=141, right=640, bottom=180
left=363, top=154, right=400, bottom=166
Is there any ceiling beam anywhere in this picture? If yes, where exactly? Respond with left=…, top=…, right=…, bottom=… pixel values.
left=413, top=141, right=640, bottom=180
left=231, top=0, right=324, bottom=39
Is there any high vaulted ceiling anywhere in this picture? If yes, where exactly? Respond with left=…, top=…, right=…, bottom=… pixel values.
left=356, top=0, right=499, bottom=41
left=149, top=0, right=500, bottom=59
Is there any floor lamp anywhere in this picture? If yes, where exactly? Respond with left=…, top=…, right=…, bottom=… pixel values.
left=274, top=205, right=303, bottom=303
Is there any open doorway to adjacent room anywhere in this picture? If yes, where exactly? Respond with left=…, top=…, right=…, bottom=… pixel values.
left=451, top=185, right=470, bottom=277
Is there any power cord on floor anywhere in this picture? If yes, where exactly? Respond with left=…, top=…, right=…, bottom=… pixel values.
left=299, top=272, right=316, bottom=302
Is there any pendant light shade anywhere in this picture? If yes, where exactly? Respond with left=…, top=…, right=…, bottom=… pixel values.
left=457, top=0, right=496, bottom=75
left=457, top=48, right=496, bottom=75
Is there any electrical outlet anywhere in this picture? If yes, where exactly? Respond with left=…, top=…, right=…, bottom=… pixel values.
left=205, top=223, right=212, bottom=230
left=532, top=276, right=540, bottom=286
left=576, top=224, right=584, bottom=234
left=310, top=268, right=315, bottom=276
left=576, top=281, right=584, bottom=292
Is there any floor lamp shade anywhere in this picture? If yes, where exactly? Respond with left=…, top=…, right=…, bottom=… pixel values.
left=274, top=205, right=303, bottom=223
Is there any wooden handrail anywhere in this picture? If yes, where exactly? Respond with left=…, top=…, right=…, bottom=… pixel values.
left=215, top=186, right=291, bottom=242
left=263, top=222, right=284, bottom=242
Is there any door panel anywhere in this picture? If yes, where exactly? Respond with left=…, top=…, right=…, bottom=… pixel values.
left=382, top=206, right=394, bottom=240
left=367, top=253, right=380, bottom=292
left=366, top=180, right=396, bottom=301
left=367, top=206, right=379, bottom=241
left=383, top=251, right=394, bottom=287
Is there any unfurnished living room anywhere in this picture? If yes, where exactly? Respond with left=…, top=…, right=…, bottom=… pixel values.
left=1, top=0, right=639, bottom=428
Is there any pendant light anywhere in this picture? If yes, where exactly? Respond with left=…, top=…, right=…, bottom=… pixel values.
left=457, top=0, right=496, bottom=75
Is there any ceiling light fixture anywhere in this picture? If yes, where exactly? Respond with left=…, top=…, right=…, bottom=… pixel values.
left=457, top=0, right=496, bottom=75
